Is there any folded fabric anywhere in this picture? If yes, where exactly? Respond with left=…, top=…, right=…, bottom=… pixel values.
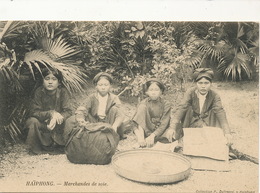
left=183, top=127, right=229, bottom=161
left=151, top=141, right=178, bottom=152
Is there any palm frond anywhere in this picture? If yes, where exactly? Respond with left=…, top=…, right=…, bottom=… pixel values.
left=0, top=21, right=26, bottom=41
left=40, top=36, right=81, bottom=60
left=27, top=22, right=82, bottom=63
left=0, top=57, right=11, bottom=69
left=0, top=66, right=23, bottom=91
left=29, top=21, right=55, bottom=40
left=0, top=55, right=23, bottom=91
left=184, top=50, right=203, bottom=68
left=222, top=52, right=251, bottom=80
left=24, top=50, right=50, bottom=78
left=196, top=39, right=229, bottom=62
left=248, top=38, right=259, bottom=67
left=51, top=61, right=88, bottom=94
left=23, top=49, right=88, bottom=94
left=3, top=102, right=29, bottom=142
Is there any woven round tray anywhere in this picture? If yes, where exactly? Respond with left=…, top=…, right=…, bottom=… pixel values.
left=112, top=149, right=191, bottom=184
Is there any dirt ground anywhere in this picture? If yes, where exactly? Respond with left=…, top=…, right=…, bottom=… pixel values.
left=0, top=81, right=258, bottom=193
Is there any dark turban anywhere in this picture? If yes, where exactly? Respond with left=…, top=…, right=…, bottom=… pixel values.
left=193, top=68, right=214, bottom=82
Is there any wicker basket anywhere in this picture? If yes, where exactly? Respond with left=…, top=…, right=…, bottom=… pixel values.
left=112, top=149, right=191, bottom=184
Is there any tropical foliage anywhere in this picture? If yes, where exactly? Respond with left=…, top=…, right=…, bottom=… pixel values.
left=0, top=21, right=88, bottom=142
left=188, top=22, right=259, bottom=80
left=0, top=21, right=258, bottom=143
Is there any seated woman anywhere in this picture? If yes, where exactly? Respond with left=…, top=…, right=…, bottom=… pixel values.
left=25, top=69, right=72, bottom=155
left=64, top=72, right=125, bottom=140
left=165, top=68, right=232, bottom=146
left=132, top=78, right=171, bottom=148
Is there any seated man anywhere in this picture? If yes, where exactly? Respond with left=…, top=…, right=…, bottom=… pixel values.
left=165, top=68, right=232, bottom=148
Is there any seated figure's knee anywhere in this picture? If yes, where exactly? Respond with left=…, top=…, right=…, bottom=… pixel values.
left=108, top=106, right=119, bottom=116
left=25, top=117, right=41, bottom=129
left=65, top=115, right=76, bottom=125
left=136, top=104, right=147, bottom=113
left=63, top=115, right=77, bottom=142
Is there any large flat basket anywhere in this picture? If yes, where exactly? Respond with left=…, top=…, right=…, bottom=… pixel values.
left=112, top=149, right=191, bottom=184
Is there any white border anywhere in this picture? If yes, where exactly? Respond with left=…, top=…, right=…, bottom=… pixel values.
left=0, top=0, right=260, bottom=21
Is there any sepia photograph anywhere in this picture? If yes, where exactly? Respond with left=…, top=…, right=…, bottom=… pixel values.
left=0, top=1, right=259, bottom=193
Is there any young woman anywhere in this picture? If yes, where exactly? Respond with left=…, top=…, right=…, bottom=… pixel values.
left=25, top=69, right=72, bottom=155
left=165, top=68, right=232, bottom=145
left=64, top=72, right=125, bottom=140
left=132, top=78, right=171, bottom=148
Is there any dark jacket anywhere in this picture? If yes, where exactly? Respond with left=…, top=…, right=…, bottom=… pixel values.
left=30, top=86, right=72, bottom=122
left=172, top=87, right=230, bottom=134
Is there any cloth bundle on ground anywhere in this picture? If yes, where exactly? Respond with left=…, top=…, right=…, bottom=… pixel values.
left=65, top=122, right=119, bottom=165
left=183, top=127, right=229, bottom=171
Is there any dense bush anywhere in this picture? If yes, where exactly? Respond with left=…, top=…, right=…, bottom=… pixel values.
left=0, top=21, right=258, bottom=143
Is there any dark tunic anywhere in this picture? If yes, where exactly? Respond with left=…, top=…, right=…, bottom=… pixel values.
left=30, top=86, right=71, bottom=121
left=172, top=87, right=230, bottom=139
left=26, top=86, right=72, bottom=151
left=132, top=97, right=171, bottom=139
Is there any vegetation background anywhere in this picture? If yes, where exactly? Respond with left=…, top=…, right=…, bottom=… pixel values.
left=0, top=20, right=258, bottom=192
left=0, top=21, right=258, bottom=146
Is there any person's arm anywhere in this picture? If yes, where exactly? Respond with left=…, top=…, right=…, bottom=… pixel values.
left=59, top=89, right=72, bottom=120
left=165, top=89, right=193, bottom=141
left=112, top=114, right=124, bottom=131
left=152, top=101, right=171, bottom=137
left=172, top=88, right=193, bottom=124
left=212, top=93, right=231, bottom=134
left=111, top=95, right=124, bottom=131
left=74, top=95, right=92, bottom=122
left=31, top=89, right=53, bottom=122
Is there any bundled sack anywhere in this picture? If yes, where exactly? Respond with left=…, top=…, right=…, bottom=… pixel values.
left=65, top=122, right=120, bottom=165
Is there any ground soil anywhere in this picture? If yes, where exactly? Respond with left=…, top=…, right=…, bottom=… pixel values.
left=0, top=81, right=258, bottom=193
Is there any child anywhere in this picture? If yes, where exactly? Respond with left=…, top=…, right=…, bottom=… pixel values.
left=65, top=72, right=125, bottom=139
left=132, top=78, right=171, bottom=148
left=25, top=69, right=72, bottom=155
left=165, top=68, right=232, bottom=145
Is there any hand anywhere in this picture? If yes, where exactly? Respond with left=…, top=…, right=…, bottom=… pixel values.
left=145, top=133, right=155, bottom=148
left=76, top=106, right=86, bottom=113
left=76, top=118, right=87, bottom=127
left=134, top=125, right=146, bottom=148
left=111, top=125, right=118, bottom=132
left=47, top=118, right=56, bottom=131
left=138, top=140, right=146, bottom=148
left=225, top=134, right=233, bottom=146
left=52, top=111, right=64, bottom=125
left=165, top=129, right=175, bottom=143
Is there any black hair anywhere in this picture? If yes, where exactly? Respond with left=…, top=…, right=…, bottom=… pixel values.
left=42, top=68, right=63, bottom=83
left=196, top=76, right=212, bottom=83
left=145, top=81, right=165, bottom=93
left=93, top=72, right=113, bottom=85
left=95, top=75, right=112, bottom=85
